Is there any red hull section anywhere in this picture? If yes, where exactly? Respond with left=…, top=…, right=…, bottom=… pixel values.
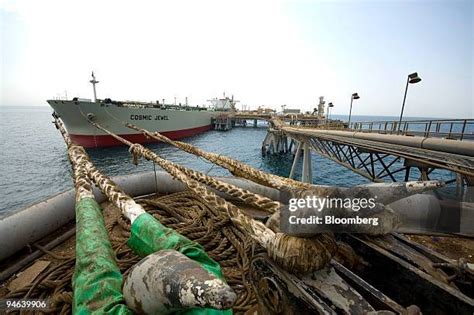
left=70, top=125, right=212, bottom=148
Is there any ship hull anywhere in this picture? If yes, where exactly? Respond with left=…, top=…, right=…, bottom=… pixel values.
left=47, top=100, right=217, bottom=148
left=69, top=125, right=212, bottom=147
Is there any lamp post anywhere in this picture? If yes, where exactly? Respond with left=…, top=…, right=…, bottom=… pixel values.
left=398, top=72, right=422, bottom=134
left=327, top=102, right=334, bottom=125
left=348, top=93, right=360, bottom=128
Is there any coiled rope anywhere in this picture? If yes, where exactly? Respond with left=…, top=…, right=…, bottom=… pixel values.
left=90, top=121, right=337, bottom=273
left=1, top=192, right=260, bottom=313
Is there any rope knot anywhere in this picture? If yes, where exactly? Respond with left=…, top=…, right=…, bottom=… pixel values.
left=266, top=233, right=337, bottom=273
left=129, top=143, right=142, bottom=165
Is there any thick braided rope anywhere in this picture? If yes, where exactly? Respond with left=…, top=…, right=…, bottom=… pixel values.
left=128, top=143, right=335, bottom=273
left=68, top=146, right=95, bottom=201
left=126, top=123, right=313, bottom=190
left=134, top=143, right=280, bottom=213
left=82, top=125, right=280, bottom=214
left=54, top=117, right=94, bottom=201
left=56, top=117, right=146, bottom=223
left=94, top=119, right=336, bottom=272
left=126, top=124, right=443, bottom=202
left=3, top=192, right=257, bottom=312
left=172, top=162, right=280, bottom=214
left=125, top=126, right=282, bottom=213
left=84, top=161, right=146, bottom=223
left=87, top=122, right=275, bottom=244
left=128, top=143, right=273, bottom=240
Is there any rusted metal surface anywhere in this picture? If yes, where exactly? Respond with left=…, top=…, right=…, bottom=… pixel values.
left=330, top=260, right=407, bottom=314
left=367, top=235, right=457, bottom=286
left=251, top=254, right=336, bottom=314
left=340, top=234, right=474, bottom=314
left=250, top=254, right=380, bottom=314
left=394, top=233, right=474, bottom=296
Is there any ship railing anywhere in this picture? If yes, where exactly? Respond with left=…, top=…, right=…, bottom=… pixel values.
left=114, top=101, right=209, bottom=111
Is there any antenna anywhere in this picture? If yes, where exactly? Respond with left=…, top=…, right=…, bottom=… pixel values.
left=89, top=71, right=99, bottom=102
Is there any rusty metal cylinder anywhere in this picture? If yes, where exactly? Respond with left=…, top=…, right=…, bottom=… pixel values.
left=123, top=249, right=236, bottom=314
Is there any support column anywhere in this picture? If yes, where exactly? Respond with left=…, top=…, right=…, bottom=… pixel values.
left=289, top=141, right=303, bottom=179
left=301, top=142, right=313, bottom=184
left=288, top=139, right=294, bottom=153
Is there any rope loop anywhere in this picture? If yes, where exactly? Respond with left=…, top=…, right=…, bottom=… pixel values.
left=129, top=143, right=142, bottom=165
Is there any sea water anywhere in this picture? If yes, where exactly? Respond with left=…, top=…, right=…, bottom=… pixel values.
left=0, top=106, right=460, bottom=216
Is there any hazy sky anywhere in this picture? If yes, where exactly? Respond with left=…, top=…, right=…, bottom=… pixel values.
left=1, top=0, right=473, bottom=118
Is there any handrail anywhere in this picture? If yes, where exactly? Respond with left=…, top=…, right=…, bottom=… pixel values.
left=351, top=118, right=472, bottom=124
left=347, top=119, right=474, bottom=141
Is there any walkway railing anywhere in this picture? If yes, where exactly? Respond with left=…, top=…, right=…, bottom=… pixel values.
left=348, top=119, right=474, bottom=141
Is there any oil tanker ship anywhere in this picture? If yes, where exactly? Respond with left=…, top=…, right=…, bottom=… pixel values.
left=47, top=73, right=236, bottom=148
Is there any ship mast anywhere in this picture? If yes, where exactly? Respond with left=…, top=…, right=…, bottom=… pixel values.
left=89, top=71, right=99, bottom=102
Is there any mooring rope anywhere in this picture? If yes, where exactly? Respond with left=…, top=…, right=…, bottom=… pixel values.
left=126, top=123, right=314, bottom=190
left=2, top=193, right=259, bottom=313
left=54, top=114, right=94, bottom=202
left=55, top=118, right=146, bottom=223
left=173, top=164, right=281, bottom=213
left=3, top=117, right=333, bottom=315
left=90, top=121, right=336, bottom=273
left=39, top=118, right=258, bottom=312
left=79, top=105, right=281, bottom=214
left=84, top=124, right=282, bottom=214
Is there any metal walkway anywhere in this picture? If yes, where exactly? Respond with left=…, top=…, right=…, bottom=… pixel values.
left=260, top=118, right=474, bottom=185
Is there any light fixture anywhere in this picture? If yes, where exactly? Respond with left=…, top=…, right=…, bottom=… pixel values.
left=398, top=72, right=422, bottom=133
left=327, top=102, right=334, bottom=124
left=408, top=72, right=422, bottom=84
left=348, top=93, right=360, bottom=126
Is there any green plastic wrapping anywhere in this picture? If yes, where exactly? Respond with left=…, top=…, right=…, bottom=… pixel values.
left=127, top=212, right=233, bottom=315
left=73, top=197, right=132, bottom=315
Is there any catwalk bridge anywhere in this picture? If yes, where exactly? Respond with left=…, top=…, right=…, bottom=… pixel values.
left=234, top=113, right=474, bottom=185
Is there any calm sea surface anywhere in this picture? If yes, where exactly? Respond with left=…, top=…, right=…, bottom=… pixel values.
left=0, top=106, right=461, bottom=216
